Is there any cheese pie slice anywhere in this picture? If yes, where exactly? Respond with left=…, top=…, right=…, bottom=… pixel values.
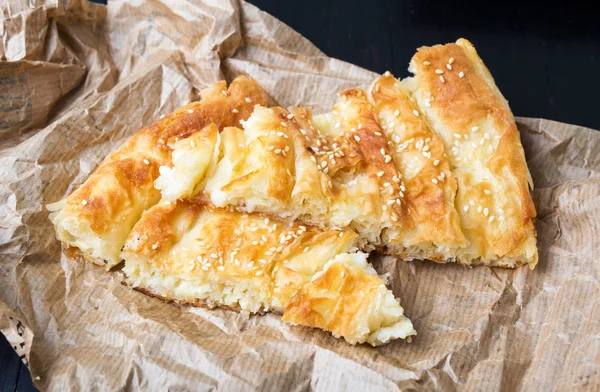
left=48, top=77, right=266, bottom=269
left=121, top=200, right=416, bottom=346
left=404, top=38, right=537, bottom=267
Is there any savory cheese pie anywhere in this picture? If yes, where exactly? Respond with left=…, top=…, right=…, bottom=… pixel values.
left=48, top=76, right=266, bottom=269
left=121, top=200, right=416, bottom=346
left=49, top=38, right=538, bottom=347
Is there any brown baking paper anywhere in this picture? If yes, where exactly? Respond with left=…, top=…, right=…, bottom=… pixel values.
left=1, top=0, right=599, bottom=390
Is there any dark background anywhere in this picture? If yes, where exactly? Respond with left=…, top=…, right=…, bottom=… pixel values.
left=2, top=1, right=599, bottom=391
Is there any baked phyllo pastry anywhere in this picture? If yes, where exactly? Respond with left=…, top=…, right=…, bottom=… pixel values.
left=404, top=38, right=537, bottom=268
left=48, top=77, right=266, bottom=269
left=121, top=200, right=416, bottom=346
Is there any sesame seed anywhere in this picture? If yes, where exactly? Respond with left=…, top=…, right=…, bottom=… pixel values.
left=449, top=57, right=455, bottom=64
left=375, top=85, right=380, bottom=92
left=384, top=71, right=391, bottom=77
left=255, top=271, right=264, bottom=277
left=435, top=69, right=444, bottom=74
left=81, top=199, right=88, bottom=205
left=232, top=108, right=239, bottom=114
left=377, top=171, right=384, bottom=177
left=439, top=76, right=446, bottom=83
left=484, top=208, right=489, bottom=216
left=374, top=131, right=383, bottom=136
left=387, top=199, right=396, bottom=205
left=489, top=216, right=495, bottom=223
left=217, top=265, right=225, bottom=271
left=413, top=110, right=420, bottom=116
left=431, top=178, right=438, bottom=184
left=303, top=247, right=310, bottom=253
left=484, top=190, right=491, bottom=195
left=143, top=159, right=150, bottom=165
left=423, top=146, right=430, bottom=152
left=188, top=109, right=194, bottom=113
left=484, top=133, right=491, bottom=140
left=285, top=146, right=290, bottom=152
left=459, top=71, right=465, bottom=78
left=391, top=214, right=398, bottom=222
left=471, top=126, right=479, bottom=132
left=454, top=133, right=461, bottom=139
left=463, top=205, right=469, bottom=212
left=394, top=110, right=400, bottom=117
left=245, top=97, right=252, bottom=103
left=274, top=148, right=281, bottom=154
left=477, top=206, right=483, bottom=213
left=354, top=135, right=361, bottom=142
left=152, top=243, right=158, bottom=250
left=287, top=113, right=294, bottom=119
left=158, top=138, right=165, bottom=144
left=384, top=155, right=392, bottom=163
left=446, top=64, right=453, bottom=70
left=423, top=61, right=431, bottom=65
left=433, top=160, right=440, bottom=166
left=335, top=122, right=341, bottom=129
left=190, top=140, right=196, bottom=148
left=383, top=182, right=391, bottom=187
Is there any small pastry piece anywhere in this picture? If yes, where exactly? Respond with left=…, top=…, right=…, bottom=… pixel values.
left=121, top=200, right=415, bottom=346
left=48, top=77, right=266, bottom=269
left=405, top=38, right=537, bottom=268
left=369, top=72, right=466, bottom=261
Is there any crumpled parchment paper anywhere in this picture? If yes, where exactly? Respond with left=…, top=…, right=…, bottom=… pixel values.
left=1, top=0, right=599, bottom=390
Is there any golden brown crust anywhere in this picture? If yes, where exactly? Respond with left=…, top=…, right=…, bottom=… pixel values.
left=50, top=77, right=267, bottom=267
left=409, top=39, right=537, bottom=267
left=334, top=89, right=408, bottom=226
left=370, top=72, right=466, bottom=253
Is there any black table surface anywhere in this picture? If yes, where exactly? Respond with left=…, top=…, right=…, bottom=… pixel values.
left=2, top=1, right=599, bottom=391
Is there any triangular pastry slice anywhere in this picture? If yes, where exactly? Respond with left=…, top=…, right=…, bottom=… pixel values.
left=121, top=200, right=416, bottom=346
left=48, top=76, right=266, bottom=268
left=403, top=38, right=537, bottom=267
